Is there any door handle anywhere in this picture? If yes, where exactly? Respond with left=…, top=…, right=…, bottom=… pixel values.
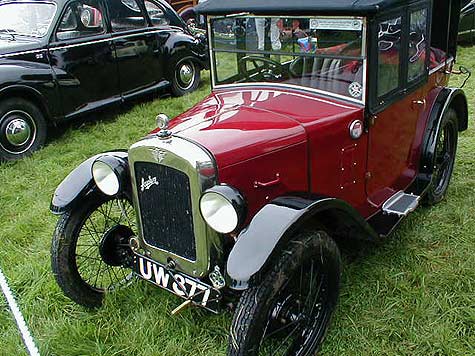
left=254, top=173, right=281, bottom=188
left=412, top=99, right=426, bottom=109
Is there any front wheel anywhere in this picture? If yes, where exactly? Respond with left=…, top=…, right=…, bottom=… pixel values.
left=228, top=231, right=342, bottom=356
left=51, top=195, right=136, bottom=308
left=170, top=58, right=200, bottom=96
left=0, top=98, right=47, bottom=162
left=424, top=108, right=458, bottom=205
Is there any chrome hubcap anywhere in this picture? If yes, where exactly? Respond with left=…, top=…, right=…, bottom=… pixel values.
left=0, top=110, right=37, bottom=154
left=178, top=63, right=194, bottom=89
left=5, top=118, right=31, bottom=146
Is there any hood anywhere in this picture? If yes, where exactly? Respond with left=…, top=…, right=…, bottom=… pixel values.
left=162, top=88, right=361, bottom=168
left=0, top=37, right=43, bottom=56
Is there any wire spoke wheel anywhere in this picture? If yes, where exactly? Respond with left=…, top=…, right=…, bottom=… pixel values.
left=75, top=198, right=136, bottom=292
left=228, top=231, right=341, bottom=356
left=424, top=108, right=458, bottom=205
left=51, top=196, right=137, bottom=307
left=432, top=122, right=456, bottom=196
left=258, top=260, right=328, bottom=356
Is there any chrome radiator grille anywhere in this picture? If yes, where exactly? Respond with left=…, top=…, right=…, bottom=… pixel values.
left=134, top=162, right=196, bottom=261
left=128, top=135, right=221, bottom=277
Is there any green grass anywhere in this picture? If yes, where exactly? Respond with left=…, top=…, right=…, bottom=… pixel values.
left=1, top=47, right=475, bottom=355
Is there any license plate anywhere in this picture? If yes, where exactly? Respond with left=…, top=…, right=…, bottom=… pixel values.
left=133, top=254, right=221, bottom=313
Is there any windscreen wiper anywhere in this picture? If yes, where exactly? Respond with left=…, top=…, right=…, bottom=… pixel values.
left=0, top=29, right=17, bottom=41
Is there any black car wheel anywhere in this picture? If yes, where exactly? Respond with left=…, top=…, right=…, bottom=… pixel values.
left=228, top=231, right=342, bottom=356
left=0, top=98, right=47, bottom=162
left=424, top=108, right=458, bottom=205
left=170, top=57, right=200, bottom=96
left=51, top=195, right=136, bottom=308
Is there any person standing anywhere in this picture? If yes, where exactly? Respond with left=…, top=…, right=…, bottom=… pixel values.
left=255, top=17, right=281, bottom=51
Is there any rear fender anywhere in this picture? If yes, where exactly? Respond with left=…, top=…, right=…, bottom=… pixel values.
left=416, top=88, right=468, bottom=192
left=226, top=195, right=378, bottom=290
left=164, top=32, right=209, bottom=72
left=50, top=151, right=129, bottom=215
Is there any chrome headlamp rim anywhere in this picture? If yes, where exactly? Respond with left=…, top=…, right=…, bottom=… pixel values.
left=91, top=155, right=128, bottom=196
left=199, top=184, right=247, bottom=234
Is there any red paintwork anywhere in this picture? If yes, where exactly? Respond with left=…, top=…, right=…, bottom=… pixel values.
left=409, top=65, right=451, bottom=167
left=366, top=64, right=451, bottom=213
left=166, top=90, right=307, bottom=168
left=366, top=87, right=422, bottom=205
left=154, top=88, right=369, bottom=218
left=150, top=61, right=450, bottom=221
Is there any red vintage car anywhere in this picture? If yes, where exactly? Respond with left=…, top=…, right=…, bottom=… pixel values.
left=50, top=0, right=468, bottom=354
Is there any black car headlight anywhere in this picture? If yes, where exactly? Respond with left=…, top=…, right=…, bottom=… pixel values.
left=91, top=155, right=127, bottom=196
left=199, top=185, right=246, bottom=234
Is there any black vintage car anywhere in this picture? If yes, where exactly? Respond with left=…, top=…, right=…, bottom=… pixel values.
left=0, top=0, right=208, bottom=161
left=459, top=0, right=475, bottom=42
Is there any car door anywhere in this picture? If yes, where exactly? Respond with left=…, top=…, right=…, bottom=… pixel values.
left=107, top=0, right=162, bottom=97
left=48, top=0, right=120, bottom=117
left=366, top=6, right=430, bottom=207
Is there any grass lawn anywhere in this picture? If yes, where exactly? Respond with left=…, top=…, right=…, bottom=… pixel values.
left=0, top=46, right=474, bottom=356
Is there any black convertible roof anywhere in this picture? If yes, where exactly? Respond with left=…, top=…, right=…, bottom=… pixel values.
left=196, top=0, right=417, bottom=16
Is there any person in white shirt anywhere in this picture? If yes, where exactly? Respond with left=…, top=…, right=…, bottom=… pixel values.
left=255, top=18, right=281, bottom=51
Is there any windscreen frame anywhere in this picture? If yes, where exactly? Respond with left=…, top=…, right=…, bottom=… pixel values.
left=207, top=14, right=369, bottom=105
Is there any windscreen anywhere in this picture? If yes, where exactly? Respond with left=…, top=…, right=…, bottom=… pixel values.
left=210, top=16, right=366, bottom=102
left=0, top=2, right=56, bottom=38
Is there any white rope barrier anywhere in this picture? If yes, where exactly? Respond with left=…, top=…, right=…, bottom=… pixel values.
left=0, top=266, right=40, bottom=356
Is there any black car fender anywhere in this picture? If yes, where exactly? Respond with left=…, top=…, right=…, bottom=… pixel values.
left=226, top=195, right=379, bottom=290
left=164, top=31, right=209, bottom=71
left=0, top=84, right=53, bottom=118
left=417, top=87, right=468, bottom=188
left=50, top=151, right=129, bottom=215
left=0, top=59, right=59, bottom=119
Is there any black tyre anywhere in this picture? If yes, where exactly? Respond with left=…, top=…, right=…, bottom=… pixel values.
left=170, top=57, right=200, bottom=96
left=0, top=97, right=47, bottom=162
left=424, top=108, right=458, bottom=205
left=51, top=196, right=136, bottom=308
left=228, top=231, right=342, bottom=356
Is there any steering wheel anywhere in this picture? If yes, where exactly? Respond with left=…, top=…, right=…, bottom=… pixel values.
left=238, top=56, right=284, bottom=82
left=288, top=56, right=306, bottom=78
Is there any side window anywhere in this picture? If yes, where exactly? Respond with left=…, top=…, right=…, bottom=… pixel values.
left=408, top=8, right=428, bottom=81
left=58, top=7, right=77, bottom=32
left=145, top=0, right=169, bottom=27
left=56, top=1, right=104, bottom=40
left=377, top=16, right=402, bottom=97
left=109, top=0, right=147, bottom=32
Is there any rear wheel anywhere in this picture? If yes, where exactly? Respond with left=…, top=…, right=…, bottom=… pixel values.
left=0, top=98, right=47, bottom=162
left=51, top=195, right=136, bottom=308
left=170, top=57, right=200, bottom=96
left=424, top=108, right=458, bottom=205
left=228, top=231, right=342, bottom=356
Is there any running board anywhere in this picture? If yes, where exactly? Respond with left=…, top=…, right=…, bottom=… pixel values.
left=382, top=191, right=420, bottom=217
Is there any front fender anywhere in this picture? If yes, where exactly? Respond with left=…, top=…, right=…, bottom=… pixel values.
left=50, top=151, right=128, bottom=215
left=226, top=195, right=378, bottom=290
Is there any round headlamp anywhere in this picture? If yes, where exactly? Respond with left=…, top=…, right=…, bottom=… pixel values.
left=200, top=185, right=246, bottom=234
left=92, top=156, right=127, bottom=196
